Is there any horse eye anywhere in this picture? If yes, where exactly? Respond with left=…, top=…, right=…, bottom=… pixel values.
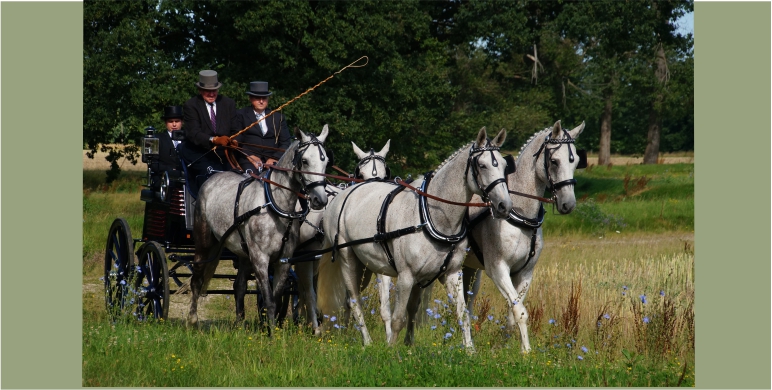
left=301, top=159, right=308, bottom=166
left=550, top=159, right=558, bottom=166
left=478, top=163, right=487, bottom=169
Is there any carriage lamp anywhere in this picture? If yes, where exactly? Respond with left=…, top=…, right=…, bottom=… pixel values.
left=142, top=126, right=159, bottom=164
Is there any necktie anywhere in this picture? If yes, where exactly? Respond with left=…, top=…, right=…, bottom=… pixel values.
left=208, top=103, right=217, bottom=133
left=258, top=112, right=267, bottom=135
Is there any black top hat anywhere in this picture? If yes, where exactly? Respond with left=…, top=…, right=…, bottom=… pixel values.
left=162, top=106, right=184, bottom=120
left=245, top=81, right=272, bottom=97
left=195, top=70, right=223, bottom=90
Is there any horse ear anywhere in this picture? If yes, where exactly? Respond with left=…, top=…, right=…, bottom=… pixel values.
left=295, top=127, right=305, bottom=141
left=318, top=124, right=330, bottom=143
left=491, top=128, right=507, bottom=147
left=377, top=139, right=391, bottom=157
left=551, top=120, right=563, bottom=139
left=351, top=141, right=367, bottom=159
left=568, top=121, right=585, bottom=139
left=475, top=127, right=488, bottom=148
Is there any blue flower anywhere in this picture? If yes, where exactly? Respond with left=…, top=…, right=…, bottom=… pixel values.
left=441, top=320, right=447, bottom=326
left=549, top=318, right=556, bottom=325
left=487, top=315, right=494, bottom=321
left=643, top=316, right=650, bottom=324
left=444, top=333, right=452, bottom=340
left=566, top=343, right=571, bottom=348
left=120, top=280, right=126, bottom=285
left=581, top=346, right=588, bottom=353
left=333, top=323, right=341, bottom=329
left=622, top=285, right=627, bottom=290
left=434, top=299, right=442, bottom=304
left=577, top=355, right=584, bottom=360
left=603, top=313, right=610, bottom=319
left=426, top=308, right=434, bottom=316
left=450, top=327, right=455, bottom=333
left=330, top=316, right=337, bottom=322
left=434, top=314, right=441, bottom=319
left=323, top=314, right=329, bottom=319
left=361, top=296, right=369, bottom=301
left=467, top=290, right=474, bottom=295
left=622, top=291, right=626, bottom=296
left=371, top=309, right=376, bottom=315
left=495, top=320, right=500, bottom=324
left=660, top=290, right=665, bottom=297
left=640, top=294, right=647, bottom=304
left=431, top=325, right=437, bottom=330
left=512, top=300, right=519, bottom=306
left=99, top=277, right=104, bottom=282
left=597, top=321, right=602, bottom=327
left=376, top=277, right=381, bottom=283
left=447, top=293, right=453, bottom=300
left=458, top=320, right=463, bottom=326
left=472, top=315, right=478, bottom=320
left=135, top=266, right=142, bottom=273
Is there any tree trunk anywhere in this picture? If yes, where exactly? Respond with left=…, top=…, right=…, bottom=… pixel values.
left=598, top=93, right=612, bottom=166
left=643, top=97, right=662, bottom=164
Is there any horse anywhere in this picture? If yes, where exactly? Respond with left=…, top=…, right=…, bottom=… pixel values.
left=186, top=126, right=331, bottom=329
left=460, top=120, right=586, bottom=352
left=317, top=127, right=512, bottom=350
left=292, top=140, right=391, bottom=335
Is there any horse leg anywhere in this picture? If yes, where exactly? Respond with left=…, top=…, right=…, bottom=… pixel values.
left=270, top=261, right=292, bottom=326
left=338, top=252, right=372, bottom=345
left=377, top=275, right=393, bottom=342
left=295, top=261, right=320, bottom=335
left=388, top=273, right=414, bottom=346
left=415, top=282, right=433, bottom=327
left=445, top=267, right=474, bottom=351
left=187, top=212, right=220, bottom=326
left=403, top=284, right=423, bottom=346
left=250, top=254, right=276, bottom=332
left=486, top=263, right=532, bottom=352
left=233, top=256, right=249, bottom=325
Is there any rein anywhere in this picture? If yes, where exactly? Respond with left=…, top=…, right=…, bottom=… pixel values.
left=396, top=179, right=490, bottom=208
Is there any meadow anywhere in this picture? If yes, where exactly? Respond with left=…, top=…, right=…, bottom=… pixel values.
left=82, top=157, right=694, bottom=387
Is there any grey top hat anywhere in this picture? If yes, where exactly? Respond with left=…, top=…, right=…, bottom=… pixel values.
left=245, top=81, right=272, bottom=97
left=162, top=106, right=184, bottom=120
left=195, top=70, right=222, bottom=90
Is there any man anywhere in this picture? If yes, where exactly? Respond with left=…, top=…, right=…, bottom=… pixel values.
left=232, top=81, right=291, bottom=173
left=177, top=70, right=238, bottom=195
left=156, top=105, right=184, bottom=174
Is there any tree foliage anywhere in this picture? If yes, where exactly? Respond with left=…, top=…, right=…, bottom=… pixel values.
left=84, top=0, right=694, bottom=180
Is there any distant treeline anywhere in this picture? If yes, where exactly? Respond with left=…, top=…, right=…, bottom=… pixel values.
left=84, top=0, right=693, bottom=176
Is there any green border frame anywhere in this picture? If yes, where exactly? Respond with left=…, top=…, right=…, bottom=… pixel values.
left=1, top=2, right=769, bottom=389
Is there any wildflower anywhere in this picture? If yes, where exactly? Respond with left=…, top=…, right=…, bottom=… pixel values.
left=581, top=346, right=588, bottom=353
left=577, top=355, right=584, bottom=360
left=426, top=308, right=434, bottom=316
left=99, top=277, right=104, bottom=282
left=443, top=304, right=448, bottom=309
left=597, top=321, right=602, bottom=328
left=350, top=299, right=357, bottom=304
left=571, top=339, right=576, bottom=343
left=548, top=319, right=555, bottom=325
left=447, top=293, right=453, bottom=300
left=433, top=314, right=441, bottom=319
left=450, top=327, right=456, bottom=333
left=487, top=315, right=494, bottom=321
left=361, top=295, right=369, bottom=301
left=441, top=320, right=447, bottom=326
left=330, top=316, right=337, bottom=322
left=458, top=320, right=463, bottom=326
left=324, top=314, right=329, bottom=319
left=603, top=313, right=610, bottom=319
left=431, top=325, right=437, bottom=330
left=643, top=316, right=650, bottom=324
left=513, top=300, right=519, bottom=306
left=501, top=326, right=506, bottom=330
left=129, top=298, right=135, bottom=304
left=495, top=320, right=500, bottom=324
left=334, top=324, right=341, bottom=329
left=467, top=290, right=474, bottom=296
left=120, top=280, right=126, bottom=285
left=566, top=343, right=571, bottom=348
left=444, top=333, right=452, bottom=340
left=135, top=266, right=142, bottom=273
left=376, top=278, right=381, bottom=283
left=371, top=309, right=376, bottom=315
left=622, top=285, right=628, bottom=290
left=472, top=315, right=478, bottom=320
left=434, top=299, right=441, bottom=304
left=640, top=294, right=647, bottom=304
left=660, top=290, right=665, bottom=297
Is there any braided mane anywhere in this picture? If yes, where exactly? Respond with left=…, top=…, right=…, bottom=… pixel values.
left=516, top=126, right=553, bottom=160
left=435, top=141, right=474, bottom=173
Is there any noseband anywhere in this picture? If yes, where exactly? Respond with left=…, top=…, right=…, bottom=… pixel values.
left=465, top=141, right=507, bottom=203
left=532, top=129, right=578, bottom=198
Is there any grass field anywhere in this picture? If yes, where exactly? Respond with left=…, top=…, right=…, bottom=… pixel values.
left=82, top=158, right=694, bottom=387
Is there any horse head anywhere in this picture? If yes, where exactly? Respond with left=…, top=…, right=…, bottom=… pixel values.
left=468, top=127, right=513, bottom=218
left=294, top=125, right=331, bottom=210
left=539, top=120, right=585, bottom=214
left=352, top=139, right=391, bottom=180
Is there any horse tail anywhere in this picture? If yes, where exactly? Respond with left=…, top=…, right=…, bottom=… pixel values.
left=316, top=251, right=348, bottom=321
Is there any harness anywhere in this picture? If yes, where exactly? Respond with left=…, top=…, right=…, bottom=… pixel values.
left=532, top=127, right=580, bottom=200
left=355, top=148, right=390, bottom=179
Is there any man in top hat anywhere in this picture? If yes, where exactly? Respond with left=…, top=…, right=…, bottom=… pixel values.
left=232, top=81, right=291, bottom=173
left=178, top=69, right=238, bottom=195
left=157, top=105, right=184, bottom=174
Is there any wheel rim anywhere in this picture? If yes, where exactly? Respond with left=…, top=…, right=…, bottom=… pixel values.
left=104, top=218, right=134, bottom=317
left=135, top=242, right=169, bottom=321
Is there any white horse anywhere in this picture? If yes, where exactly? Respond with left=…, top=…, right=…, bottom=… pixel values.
left=293, top=140, right=391, bottom=335
left=462, top=121, right=586, bottom=352
left=317, top=127, right=512, bottom=350
left=187, top=126, right=331, bottom=329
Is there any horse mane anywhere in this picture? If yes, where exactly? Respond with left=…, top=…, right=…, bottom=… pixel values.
left=516, top=126, right=553, bottom=160
left=277, top=139, right=301, bottom=166
left=435, top=141, right=474, bottom=173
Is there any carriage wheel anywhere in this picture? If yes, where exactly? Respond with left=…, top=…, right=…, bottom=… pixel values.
left=134, top=241, right=170, bottom=321
left=104, top=218, right=135, bottom=318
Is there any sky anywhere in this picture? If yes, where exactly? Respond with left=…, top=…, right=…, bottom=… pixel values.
left=675, top=11, right=695, bottom=37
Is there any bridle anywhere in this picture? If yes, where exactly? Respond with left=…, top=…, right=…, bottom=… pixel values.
left=532, top=129, right=578, bottom=203
left=291, top=135, right=329, bottom=193
left=465, top=140, right=508, bottom=204
left=355, top=148, right=389, bottom=179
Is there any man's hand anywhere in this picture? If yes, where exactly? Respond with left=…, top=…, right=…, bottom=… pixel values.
left=265, top=158, right=278, bottom=166
left=212, top=136, right=230, bottom=146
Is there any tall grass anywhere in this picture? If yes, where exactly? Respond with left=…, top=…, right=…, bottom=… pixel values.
left=82, top=163, right=694, bottom=386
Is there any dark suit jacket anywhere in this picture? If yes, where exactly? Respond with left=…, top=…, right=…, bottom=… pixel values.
left=233, top=107, right=291, bottom=162
left=183, top=94, right=238, bottom=150
left=157, top=130, right=181, bottom=173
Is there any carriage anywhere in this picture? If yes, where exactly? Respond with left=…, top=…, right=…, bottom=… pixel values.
left=103, top=125, right=300, bottom=322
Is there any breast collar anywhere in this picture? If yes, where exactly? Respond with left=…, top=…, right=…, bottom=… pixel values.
left=418, top=172, right=468, bottom=243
